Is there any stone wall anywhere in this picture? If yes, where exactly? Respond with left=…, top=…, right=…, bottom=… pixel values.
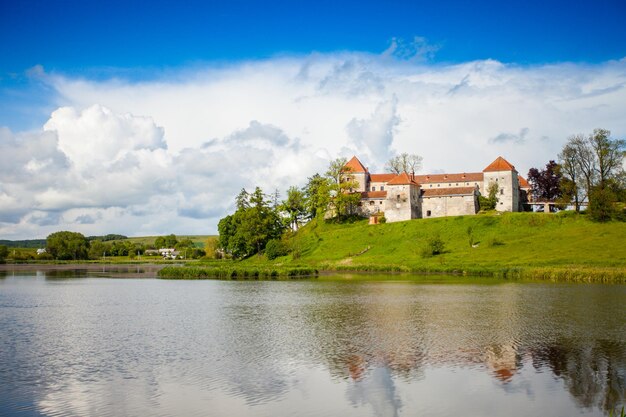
left=422, top=194, right=478, bottom=218
left=384, top=184, right=421, bottom=222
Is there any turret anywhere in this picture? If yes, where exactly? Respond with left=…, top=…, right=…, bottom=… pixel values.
left=343, top=156, right=368, bottom=192
left=384, top=172, right=421, bottom=222
left=482, top=156, right=519, bottom=212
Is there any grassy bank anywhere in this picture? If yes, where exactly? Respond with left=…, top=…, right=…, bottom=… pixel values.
left=158, top=265, right=318, bottom=280
left=241, top=212, right=626, bottom=283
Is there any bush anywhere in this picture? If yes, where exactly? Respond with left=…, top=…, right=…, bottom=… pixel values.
left=421, top=235, right=445, bottom=257
left=588, top=187, right=617, bottom=222
left=379, top=216, right=387, bottom=224
left=265, top=239, right=289, bottom=260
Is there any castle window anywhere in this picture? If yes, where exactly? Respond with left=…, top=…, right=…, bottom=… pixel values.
left=437, top=184, right=440, bottom=187
left=379, top=201, right=382, bottom=204
left=466, top=182, right=469, bottom=185
left=372, top=186, right=376, bottom=191
left=369, top=201, right=374, bottom=205
left=449, top=183, right=451, bottom=186
left=500, top=188, right=504, bottom=195
left=381, top=186, right=384, bottom=191
left=429, top=184, right=432, bottom=188
left=396, top=194, right=401, bottom=201
left=426, top=210, right=431, bottom=217
left=456, top=183, right=458, bottom=186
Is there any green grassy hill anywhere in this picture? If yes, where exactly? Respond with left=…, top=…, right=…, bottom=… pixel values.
left=244, top=212, right=626, bottom=280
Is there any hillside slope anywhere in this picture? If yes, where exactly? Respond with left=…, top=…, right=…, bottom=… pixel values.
left=247, top=212, right=626, bottom=278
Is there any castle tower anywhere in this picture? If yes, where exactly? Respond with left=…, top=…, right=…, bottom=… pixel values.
left=482, top=156, right=519, bottom=212
left=384, top=172, right=422, bottom=222
left=344, top=156, right=368, bottom=192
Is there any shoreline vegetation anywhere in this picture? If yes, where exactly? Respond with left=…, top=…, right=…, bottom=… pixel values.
left=3, top=212, right=626, bottom=283
left=158, top=265, right=319, bottom=280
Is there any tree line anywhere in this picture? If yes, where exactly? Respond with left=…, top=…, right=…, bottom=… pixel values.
left=19, top=232, right=207, bottom=261
left=527, top=128, right=625, bottom=221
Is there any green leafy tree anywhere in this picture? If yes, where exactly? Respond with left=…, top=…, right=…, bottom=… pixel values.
left=303, top=173, right=330, bottom=219
left=46, top=231, right=90, bottom=260
left=588, top=187, right=617, bottom=222
left=88, top=240, right=111, bottom=260
left=154, top=234, right=178, bottom=249
left=479, top=182, right=499, bottom=211
left=280, top=186, right=307, bottom=230
left=204, top=237, right=218, bottom=259
left=561, top=129, right=625, bottom=214
left=0, top=245, right=8, bottom=262
left=217, top=187, right=284, bottom=258
left=326, top=157, right=360, bottom=218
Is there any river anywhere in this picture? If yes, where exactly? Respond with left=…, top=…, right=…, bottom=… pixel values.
left=1, top=268, right=624, bottom=416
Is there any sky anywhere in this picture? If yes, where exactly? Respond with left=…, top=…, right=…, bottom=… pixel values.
left=1, top=0, right=625, bottom=239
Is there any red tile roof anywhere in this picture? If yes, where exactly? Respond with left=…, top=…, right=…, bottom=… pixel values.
left=369, top=173, right=396, bottom=182
left=387, top=172, right=420, bottom=185
left=518, top=175, right=530, bottom=188
left=422, top=186, right=477, bottom=197
left=344, top=156, right=367, bottom=173
left=483, top=156, right=516, bottom=172
left=360, top=191, right=387, bottom=199
left=414, top=172, right=484, bottom=184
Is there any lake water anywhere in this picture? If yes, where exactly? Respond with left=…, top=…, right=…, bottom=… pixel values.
left=1, top=268, right=625, bottom=417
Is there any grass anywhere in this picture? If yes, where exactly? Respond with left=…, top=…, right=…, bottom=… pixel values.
left=241, top=212, right=626, bottom=282
left=158, top=265, right=318, bottom=280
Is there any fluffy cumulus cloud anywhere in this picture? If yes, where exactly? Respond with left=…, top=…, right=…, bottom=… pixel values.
left=1, top=52, right=626, bottom=238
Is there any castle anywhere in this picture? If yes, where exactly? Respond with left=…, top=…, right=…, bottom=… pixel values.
left=343, top=155, right=530, bottom=223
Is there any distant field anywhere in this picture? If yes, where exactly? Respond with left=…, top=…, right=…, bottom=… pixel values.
left=122, top=235, right=215, bottom=248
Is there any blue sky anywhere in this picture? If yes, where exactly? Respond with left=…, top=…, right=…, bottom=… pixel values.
left=3, top=0, right=626, bottom=69
left=1, top=0, right=625, bottom=239
left=2, top=0, right=625, bottom=130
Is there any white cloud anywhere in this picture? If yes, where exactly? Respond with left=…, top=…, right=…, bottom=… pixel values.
left=1, top=52, right=625, bottom=238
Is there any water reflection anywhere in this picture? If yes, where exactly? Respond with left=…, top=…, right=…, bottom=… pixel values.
left=0, top=272, right=624, bottom=416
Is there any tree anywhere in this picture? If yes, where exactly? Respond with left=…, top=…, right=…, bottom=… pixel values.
left=479, top=182, right=499, bottom=211
left=0, top=245, right=8, bottom=262
left=588, top=187, right=616, bottom=222
left=204, top=237, right=218, bottom=259
left=280, top=186, right=307, bottom=230
left=560, top=129, right=625, bottom=217
left=588, top=128, right=626, bottom=187
left=303, top=173, right=330, bottom=219
left=175, top=238, right=197, bottom=259
left=385, top=153, right=423, bottom=174
left=46, top=231, right=90, bottom=260
left=558, top=143, right=584, bottom=211
left=527, top=160, right=562, bottom=202
left=325, top=157, right=360, bottom=218
left=217, top=187, right=284, bottom=258
left=155, top=234, right=178, bottom=249
left=235, top=188, right=250, bottom=210
left=88, top=240, right=111, bottom=260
